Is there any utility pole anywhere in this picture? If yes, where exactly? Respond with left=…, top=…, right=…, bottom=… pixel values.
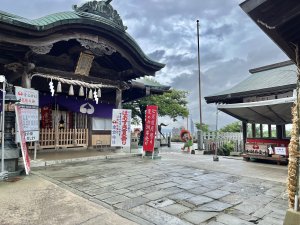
left=197, top=20, right=203, bottom=128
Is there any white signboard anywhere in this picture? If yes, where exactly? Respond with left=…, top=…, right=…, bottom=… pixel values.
left=15, top=87, right=39, bottom=142
left=15, top=86, right=39, bottom=106
left=16, top=106, right=39, bottom=142
left=111, top=109, right=131, bottom=147
left=274, top=147, right=287, bottom=156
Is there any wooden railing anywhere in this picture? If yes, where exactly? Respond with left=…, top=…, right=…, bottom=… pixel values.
left=28, top=128, right=88, bottom=150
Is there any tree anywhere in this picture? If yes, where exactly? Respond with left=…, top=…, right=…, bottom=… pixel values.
left=195, top=122, right=209, bottom=132
left=123, top=89, right=189, bottom=144
left=219, top=121, right=242, bottom=132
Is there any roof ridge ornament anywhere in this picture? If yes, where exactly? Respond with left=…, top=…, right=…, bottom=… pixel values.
left=73, top=0, right=127, bottom=31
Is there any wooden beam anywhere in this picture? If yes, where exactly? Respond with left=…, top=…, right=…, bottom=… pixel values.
left=33, top=66, right=123, bottom=87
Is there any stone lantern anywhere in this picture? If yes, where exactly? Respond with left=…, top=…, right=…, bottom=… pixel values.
left=0, top=84, right=20, bottom=178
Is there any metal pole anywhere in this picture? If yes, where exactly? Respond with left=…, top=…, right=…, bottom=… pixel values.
left=187, top=114, right=189, bottom=130
left=197, top=20, right=203, bottom=127
left=1, top=81, right=5, bottom=172
left=215, top=106, right=218, bottom=132
left=213, top=105, right=219, bottom=161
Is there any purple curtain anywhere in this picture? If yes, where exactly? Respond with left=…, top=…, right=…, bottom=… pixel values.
left=39, top=93, right=114, bottom=118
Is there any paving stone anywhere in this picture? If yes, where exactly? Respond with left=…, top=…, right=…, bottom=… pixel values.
left=94, top=192, right=116, bottom=200
left=227, top=209, right=259, bottom=223
left=203, top=190, right=231, bottom=199
left=202, top=181, right=226, bottom=190
left=141, top=185, right=161, bottom=194
left=114, top=196, right=150, bottom=210
left=163, top=187, right=183, bottom=195
left=215, top=214, right=253, bottom=225
left=234, top=202, right=260, bottom=215
left=168, top=192, right=196, bottom=201
left=245, top=195, right=274, bottom=205
left=155, top=182, right=178, bottom=189
left=143, top=190, right=171, bottom=200
left=129, top=205, right=192, bottom=225
left=257, top=216, right=283, bottom=225
left=195, top=200, right=232, bottom=212
left=128, top=182, right=156, bottom=191
left=182, top=211, right=218, bottom=224
left=205, top=221, right=226, bottom=225
left=161, top=203, right=190, bottom=215
left=147, top=198, right=175, bottom=208
left=124, top=190, right=146, bottom=198
left=184, top=195, right=214, bottom=206
left=113, top=188, right=130, bottom=194
left=187, top=186, right=211, bottom=195
left=268, top=211, right=286, bottom=220
left=252, top=208, right=272, bottom=218
left=152, top=179, right=172, bottom=185
left=219, top=194, right=244, bottom=205
left=219, top=183, right=242, bottom=193
left=177, top=182, right=201, bottom=190
left=102, top=194, right=130, bottom=205
left=265, top=187, right=285, bottom=197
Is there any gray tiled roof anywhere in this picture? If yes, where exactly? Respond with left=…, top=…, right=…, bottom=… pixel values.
left=207, top=63, right=297, bottom=98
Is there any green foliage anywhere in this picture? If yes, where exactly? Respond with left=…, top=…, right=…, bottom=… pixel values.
left=195, top=122, right=209, bottom=132
left=218, top=141, right=235, bottom=156
left=124, top=88, right=189, bottom=145
left=123, top=89, right=189, bottom=124
left=219, top=121, right=242, bottom=133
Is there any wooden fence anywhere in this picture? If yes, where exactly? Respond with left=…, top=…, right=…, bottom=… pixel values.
left=28, top=128, right=88, bottom=150
left=198, top=131, right=244, bottom=152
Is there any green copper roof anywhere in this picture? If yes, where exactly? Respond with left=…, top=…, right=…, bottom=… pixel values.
left=205, top=61, right=297, bottom=103
left=0, top=1, right=127, bottom=31
left=0, top=11, right=124, bottom=31
left=0, top=1, right=165, bottom=71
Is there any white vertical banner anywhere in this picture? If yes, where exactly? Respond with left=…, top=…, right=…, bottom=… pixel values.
left=15, top=104, right=31, bottom=175
left=111, top=109, right=132, bottom=147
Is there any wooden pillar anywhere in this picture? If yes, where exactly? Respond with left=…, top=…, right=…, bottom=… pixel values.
left=21, top=72, right=31, bottom=88
left=116, top=89, right=122, bottom=109
left=242, top=121, right=247, bottom=152
left=277, top=125, right=283, bottom=139
left=87, top=115, right=92, bottom=148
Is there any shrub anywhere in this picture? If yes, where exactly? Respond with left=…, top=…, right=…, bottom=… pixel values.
left=220, top=141, right=235, bottom=156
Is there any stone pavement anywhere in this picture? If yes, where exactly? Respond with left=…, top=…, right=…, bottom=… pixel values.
left=0, top=174, right=137, bottom=225
left=32, top=152, right=289, bottom=225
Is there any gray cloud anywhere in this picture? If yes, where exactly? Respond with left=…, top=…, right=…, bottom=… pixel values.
left=0, top=0, right=289, bottom=129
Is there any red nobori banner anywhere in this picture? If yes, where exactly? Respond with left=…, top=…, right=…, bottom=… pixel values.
left=15, top=104, right=31, bottom=175
left=143, top=105, right=158, bottom=152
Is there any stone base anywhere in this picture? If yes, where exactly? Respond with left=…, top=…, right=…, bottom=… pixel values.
left=213, top=155, right=219, bottom=161
left=230, top=151, right=241, bottom=156
left=144, top=149, right=161, bottom=160
left=283, top=209, right=300, bottom=225
left=143, top=155, right=162, bottom=160
left=0, top=158, right=19, bottom=172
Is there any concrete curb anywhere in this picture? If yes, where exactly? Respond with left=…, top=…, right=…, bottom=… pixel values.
left=31, top=153, right=143, bottom=167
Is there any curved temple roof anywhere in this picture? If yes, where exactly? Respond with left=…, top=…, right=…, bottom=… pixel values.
left=0, top=0, right=164, bottom=76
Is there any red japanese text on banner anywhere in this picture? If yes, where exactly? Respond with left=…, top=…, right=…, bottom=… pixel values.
left=111, top=109, right=132, bottom=147
left=143, top=105, right=158, bottom=152
left=15, top=105, right=31, bottom=175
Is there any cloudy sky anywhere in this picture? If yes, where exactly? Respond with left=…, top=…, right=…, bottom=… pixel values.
left=1, top=0, right=289, bottom=130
